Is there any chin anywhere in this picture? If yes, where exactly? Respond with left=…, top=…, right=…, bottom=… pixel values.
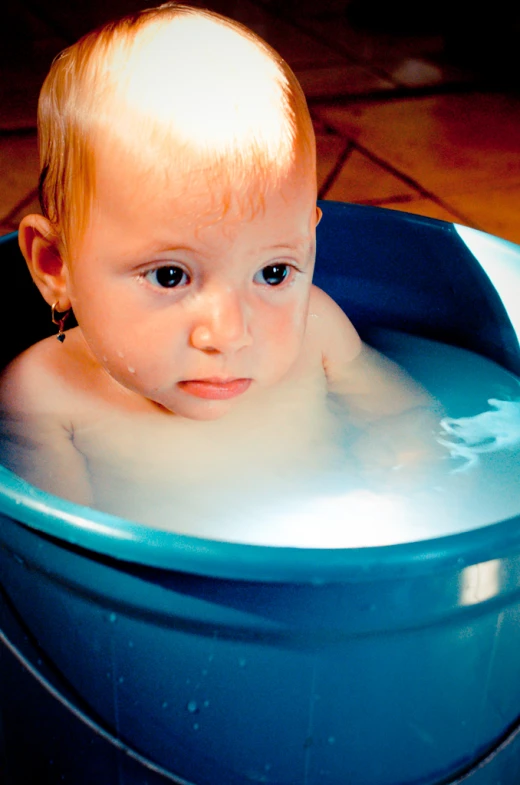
left=183, top=406, right=232, bottom=421
left=163, top=399, right=235, bottom=421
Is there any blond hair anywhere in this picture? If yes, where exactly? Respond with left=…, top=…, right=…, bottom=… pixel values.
left=37, top=3, right=315, bottom=258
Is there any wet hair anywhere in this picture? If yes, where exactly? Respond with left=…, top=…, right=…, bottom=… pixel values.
left=37, top=2, right=316, bottom=258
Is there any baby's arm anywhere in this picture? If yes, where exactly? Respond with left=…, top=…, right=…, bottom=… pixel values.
left=0, top=353, right=93, bottom=506
left=310, top=286, right=431, bottom=421
left=310, top=286, right=443, bottom=476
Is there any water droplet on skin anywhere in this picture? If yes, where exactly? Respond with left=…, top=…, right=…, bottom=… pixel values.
left=117, top=350, right=125, bottom=358
left=187, top=700, right=198, bottom=713
left=127, top=366, right=136, bottom=374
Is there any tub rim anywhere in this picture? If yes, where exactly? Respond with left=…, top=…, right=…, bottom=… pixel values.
left=1, top=464, right=520, bottom=583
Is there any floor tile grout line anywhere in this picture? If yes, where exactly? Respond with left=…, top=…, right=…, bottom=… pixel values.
left=0, top=187, right=39, bottom=227
left=314, top=116, right=481, bottom=227
left=350, top=139, right=482, bottom=228
left=355, top=194, right=424, bottom=206
left=318, top=139, right=356, bottom=200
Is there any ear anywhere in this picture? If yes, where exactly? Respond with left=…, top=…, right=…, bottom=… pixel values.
left=316, top=206, right=323, bottom=226
left=18, top=214, right=71, bottom=312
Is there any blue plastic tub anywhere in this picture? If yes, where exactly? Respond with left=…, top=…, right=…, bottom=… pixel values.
left=1, top=202, right=520, bottom=785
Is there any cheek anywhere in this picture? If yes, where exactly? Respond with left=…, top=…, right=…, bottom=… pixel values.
left=71, top=284, right=167, bottom=355
left=73, top=304, right=161, bottom=385
left=259, top=301, right=307, bottom=356
left=272, top=310, right=304, bottom=337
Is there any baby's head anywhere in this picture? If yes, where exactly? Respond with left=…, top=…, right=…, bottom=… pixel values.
left=36, top=2, right=316, bottom=257
left=21, top=3, right=321, bottom=419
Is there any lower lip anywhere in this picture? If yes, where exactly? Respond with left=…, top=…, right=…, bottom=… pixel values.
left=178, top=378, right=252, bottom=400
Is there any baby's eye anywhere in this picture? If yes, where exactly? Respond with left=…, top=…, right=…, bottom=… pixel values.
left=254, top=264, right=290, bottom=286
left=145, top=265, right=189, bottom=288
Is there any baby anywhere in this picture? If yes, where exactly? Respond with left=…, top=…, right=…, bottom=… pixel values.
left=0, top=3, right=437, bottom=539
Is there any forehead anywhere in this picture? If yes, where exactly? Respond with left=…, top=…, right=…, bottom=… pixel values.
left=91, top=140, right=317, bottom=235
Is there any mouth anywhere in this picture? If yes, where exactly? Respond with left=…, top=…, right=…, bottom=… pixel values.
left=178, top=378, right=252, bottom=400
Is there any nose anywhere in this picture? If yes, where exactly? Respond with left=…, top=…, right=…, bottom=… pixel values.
left=190, top=287, right=252, bottom=354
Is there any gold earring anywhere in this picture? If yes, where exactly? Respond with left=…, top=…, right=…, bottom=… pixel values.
left=51, top=302, right=71, bottom=343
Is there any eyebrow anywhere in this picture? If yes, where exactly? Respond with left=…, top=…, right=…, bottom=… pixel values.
left=149, top=244, right=197, bottom=254
left=148, top=239, right=311, bottom=256
left=259, top=239, right=311, bottom=252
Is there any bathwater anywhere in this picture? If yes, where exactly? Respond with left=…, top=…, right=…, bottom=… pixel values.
left=189, top=329, right=520, bottom=548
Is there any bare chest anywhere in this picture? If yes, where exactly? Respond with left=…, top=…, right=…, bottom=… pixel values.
left=70, top=365, right=342, bottom=531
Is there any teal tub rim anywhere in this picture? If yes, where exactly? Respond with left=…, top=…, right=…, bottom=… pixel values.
left=1, top=464, right=520, bottom=583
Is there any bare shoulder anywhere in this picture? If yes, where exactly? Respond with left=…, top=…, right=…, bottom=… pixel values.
left=0, top=329, right=92, bottom=417
left=1, top=339, right=61, bottom=415
left=307, top=285, right=362, bottom=363
left=0, top=332, right=95, bottom=504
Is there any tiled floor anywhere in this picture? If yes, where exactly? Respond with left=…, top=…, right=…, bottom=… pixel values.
left=1, top=0, right=519, bottom=243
